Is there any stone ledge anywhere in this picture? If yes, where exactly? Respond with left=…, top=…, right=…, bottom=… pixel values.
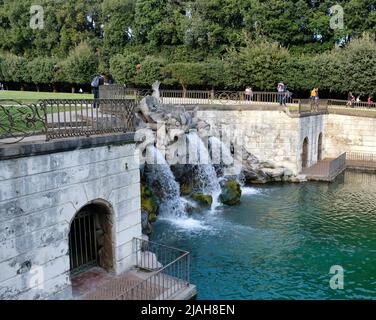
left=0, top=132, right=135, bottom=160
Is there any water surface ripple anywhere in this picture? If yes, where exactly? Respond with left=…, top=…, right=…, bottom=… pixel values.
left=152, top=171, right=376, bottom=299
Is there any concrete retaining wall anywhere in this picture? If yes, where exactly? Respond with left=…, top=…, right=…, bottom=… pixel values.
left=198, top=108, right=325, bottom=173
left=325, top=114, right=376, bottom=157
left=0, top=134, right=141, bottom=299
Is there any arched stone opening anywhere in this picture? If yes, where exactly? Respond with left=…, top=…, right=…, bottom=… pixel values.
left=317, top=133, right=323, bottom=161
left=68, top=201, right=114, bottom=276
left=302, top=137, right=309, bottom=169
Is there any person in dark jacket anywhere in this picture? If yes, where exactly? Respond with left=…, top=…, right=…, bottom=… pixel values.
left=91, top=74, right=104, bottom=108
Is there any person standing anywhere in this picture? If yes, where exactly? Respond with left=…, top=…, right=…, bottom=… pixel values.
left=91, top=74, right=104, bottom=108
left=347, top=92, right=355, bottom=107
left=368, top=96, right=373, bottom=108
left=314, top=88, right=319, bottom=110
left=277, top=82, right=285, bottom=106
left=310, top=88, right=316, bottom=108
left=245, top=86, right=253, bottom=102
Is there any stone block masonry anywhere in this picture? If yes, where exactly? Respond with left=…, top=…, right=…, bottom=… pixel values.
left=325, top=114, right=376, bottom=157
left=198, top=106, right=376, bottom=174
left=0, top=133, right=141, bottom=299
left=198, top=108, right=325, bottom=174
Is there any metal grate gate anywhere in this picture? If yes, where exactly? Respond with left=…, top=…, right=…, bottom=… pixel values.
left=69, top=210, right=98, bottom=275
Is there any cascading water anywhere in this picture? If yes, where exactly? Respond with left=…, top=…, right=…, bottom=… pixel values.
left=209, top=136, right=243, bottom=181
left=187, top=132, right=221, bottom=209
left=208, top=136, right=234, bottom=168
left=145, top=145, right=185, bottom=217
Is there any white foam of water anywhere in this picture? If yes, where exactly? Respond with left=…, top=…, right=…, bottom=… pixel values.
left=209, top=136, right=234, bottom=167
left=187, top=132, right=221, bottom=210
left=241, top=186, right=264, bottom=196
left=146, top=145, right=185, bottom=216
left=158, top=216, right=211, bottom=231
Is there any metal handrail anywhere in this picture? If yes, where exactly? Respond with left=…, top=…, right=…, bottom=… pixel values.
left=329, top=152, right=347, bottom=179
left=328, top=99, right=376, bottom=109
left=99, top=85, right=301, bottom=107
left=346, top=151, right=376, bottom=169
left=116, top=237, right=190, bottom=300
left=0, top=99, right=46, bottom=143
left=1, top=98, right=138, bottom=143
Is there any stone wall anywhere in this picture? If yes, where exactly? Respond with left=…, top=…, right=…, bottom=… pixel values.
left=299, top=114, right=326, bottom=168
left=325, top=114, right=376, bottom=157
left=198, top=108, right=325, bottom=174
left=0, top=135, right=141, bottom=299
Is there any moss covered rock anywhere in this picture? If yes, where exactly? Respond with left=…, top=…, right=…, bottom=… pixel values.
left=219, top=180, right=242, bottom=205
left=191, top=193, right=213, bottom=207
left=148, top=212, right=157, bottom=223
left=141, top=184, right=159, bottom=216
left=180, top=181, right=193, bottom=196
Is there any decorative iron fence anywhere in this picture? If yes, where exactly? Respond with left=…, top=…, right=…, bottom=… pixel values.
left=42, top=99, right=137, bottom=140
left=0, top=99, right=46, bottom=143
left=116, top=237, right=190, bottom=300
left=1, top=99, right=137, bottom=143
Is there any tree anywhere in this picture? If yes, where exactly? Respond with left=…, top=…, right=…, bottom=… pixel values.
left=0, top=55, right=30, bottom=90
left=339, top=34, right=376, bottom=96
left=109, top=53, right=140, bottom=84
left=62, top=42, right=98, bottom=92
left=28, top=57, right=57, bottom=91
left=225, top=41, right=290, bottom=90
left=134, top=56, right=166, bottom=86
left=242, top=0, right=312, bottom=47
left=101, top=0, right=135, bottom=57
left=203, top=59, right=228, bottom=89
left=134, top=0, right=185, bottom=47
left=183, top=0, right=244, bottom=51
left=163, top=62, right=205, bottom=92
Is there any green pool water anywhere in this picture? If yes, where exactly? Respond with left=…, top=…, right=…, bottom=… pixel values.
left=151, top=170, right=376, bottom=299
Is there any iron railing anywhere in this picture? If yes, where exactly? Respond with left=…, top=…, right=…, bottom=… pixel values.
left=329, top=152, right=347, bottom=179
left=328, top=99, right=376, bottom=109
left=299, top=99, right=329, bottom=113
left=302, top=152, right=376, bottom=180
left=42, top=99, right=136, bottom=140
left=301, top=153, right=346, bottom=181
left=116, top=237, right=190, bottom=300
left=99, top=85, right=152, bottom=100
left=0, top=99, right=46, bottom=143
left=100, top=86, right=376, bottom=112
left=69, top=209, right=98, bottom=275
left=0, top=99, right=137, bottom=143
left=100, top=86, right=299, bottom=106
left=346, top=151, right=376, bottom=169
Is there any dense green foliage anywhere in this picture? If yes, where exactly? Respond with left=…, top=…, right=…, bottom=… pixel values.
left=0, top=0, right=375, bottom=97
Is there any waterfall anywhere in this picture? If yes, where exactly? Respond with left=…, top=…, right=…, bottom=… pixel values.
left=209, top=135, right=243, bottom=178
left=187, top=132, right=221, bottom=207
left=208, top=136, right=234, bottom=168
left=145, top=145, right=185, bottom=217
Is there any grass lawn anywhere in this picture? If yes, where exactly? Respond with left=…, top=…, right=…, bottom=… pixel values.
left=0, top=90, right=93, bottom=103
